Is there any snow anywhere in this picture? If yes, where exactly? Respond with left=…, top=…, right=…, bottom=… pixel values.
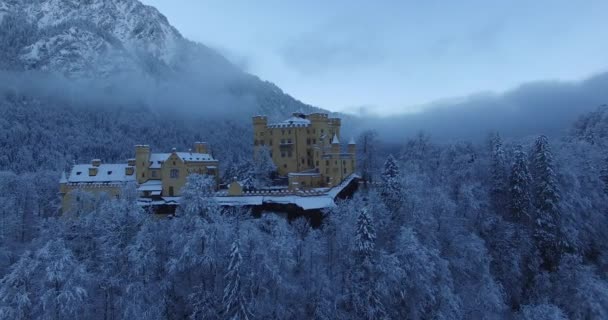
left=268, top=116, right=311, bottom=128
left=149, top=152, right=217, bottom=168
left=67, top=163, right=135, bottom=183
left=137, top=180, right=162, bottom=192
left=349, top=137, right=356, bottom=145
left=332, top=134, right=340, bottom=144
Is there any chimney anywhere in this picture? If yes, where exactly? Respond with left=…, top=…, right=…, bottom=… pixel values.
left=92, top=159, right=101, bottom=167
left=125, top=166, right=134, bottom=176
left=89, top=167, right=98, bottom=176
left=194, top=142, right=208, bottom=154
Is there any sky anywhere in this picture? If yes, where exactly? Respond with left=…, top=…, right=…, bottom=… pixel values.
left=142, top=0, right=608, bottom=116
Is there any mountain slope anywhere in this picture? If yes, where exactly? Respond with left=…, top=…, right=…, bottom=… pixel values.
left=0, top=0, right=324, bottom=118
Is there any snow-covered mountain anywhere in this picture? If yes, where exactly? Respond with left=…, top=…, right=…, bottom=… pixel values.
left=0, top=0, right=323, bottom=117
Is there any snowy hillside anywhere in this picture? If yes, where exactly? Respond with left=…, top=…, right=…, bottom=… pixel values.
left=0, top=0, right=323, bottom=117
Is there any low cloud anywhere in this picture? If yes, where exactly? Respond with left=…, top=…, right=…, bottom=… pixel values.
left=354, top=71, right=608, bottom=142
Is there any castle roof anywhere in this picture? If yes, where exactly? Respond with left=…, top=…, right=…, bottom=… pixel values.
left=348, top=137, right=356, bottom=145
left=67, top=163, right=135, bottom=183
left=149, top=152, right=217, bottom=169
left=267, top=116, right=311, bottom=128
left=332, top=134, right=340, bottom=144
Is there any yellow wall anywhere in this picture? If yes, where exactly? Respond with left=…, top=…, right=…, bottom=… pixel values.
left=253, top=113, right=356, bottom=189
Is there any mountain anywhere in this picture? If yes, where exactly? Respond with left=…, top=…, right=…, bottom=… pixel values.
left=0, top=0, right=324, bottom=118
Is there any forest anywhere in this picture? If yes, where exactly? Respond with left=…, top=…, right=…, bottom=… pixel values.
left=1, top=82, right=608, bottom=318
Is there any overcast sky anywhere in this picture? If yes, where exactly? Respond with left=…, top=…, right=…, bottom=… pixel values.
left=142, top=0, right=608, bottom=116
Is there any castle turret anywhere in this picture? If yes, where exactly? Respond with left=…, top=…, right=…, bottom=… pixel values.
left=331, top=134, right=340, bottom=153
left=135, top=145, right=151, bottom=184
left=348, top=137, right=356, bottom=154
left=59, top=171, right=68, bottom=194
left=194, top=142, right=208, bottom=154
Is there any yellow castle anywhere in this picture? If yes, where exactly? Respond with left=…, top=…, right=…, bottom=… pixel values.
left=253, top=112, right=356, bottom=189
left=59, top=142, right=219, bottom=213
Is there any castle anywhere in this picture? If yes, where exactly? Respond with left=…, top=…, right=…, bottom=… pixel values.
left=59, top=143, right=219, bottom=213
left=59, top=112, right=357, bottom=213
left=253, top=112, right=356, bottom=189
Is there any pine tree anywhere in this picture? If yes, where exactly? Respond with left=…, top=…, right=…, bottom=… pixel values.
left=509, top=147, right=533, bottom=224
left=600, top=156, right=608, bottom=196
left=490, top=133, right=508, bottom=213
left=531, top=135, right=562, bottom=271
left=0, top=251, right=37, bottom=320
left=252, top=146, right=277, bottom=188
left=380, top=154, right=401, bottom=212
left=223, top=239, right=251, bottom=320
left=180, top=174, right=217, bottom=217
left=352, top=208, right=386, bottom=319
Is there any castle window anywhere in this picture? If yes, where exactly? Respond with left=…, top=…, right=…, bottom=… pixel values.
left=287, top=139, right=292, bottom=144
left=307, top=129, right=310, bottom=134
left=170, top=169, right=179, bottom=179
left=288, top=151, right=293, bottom=157
left=288, top=130, right=291, bottom=134
left=281, top=152, right=286, bottom=158
left=321, top=129, right=324, bottom=134
left=326, top=160, right=329, bottom=166
left=269, top=140, right=273, bottom=146
left=282, top=130, right=285, bottom=135
left=142, top=172, right=145, bottom=178
left=313, top=129, right=316, bottom=134
left=152, top=170, right=157, bottom=178
left=316, top=161, right=319, bottom=166
left=173, top=161, right=176, bottom=165
left=335, top=160, right=338, bottom=165
left=76, top=172, right=82, bottom=175
left=284, top=164, right=287, bottom=168
left=307, top=138, right=310, bottom=145
left=313, top=139, right=316, bottom=144
left=344, top=168, right=347, bottom=173
left=301, top=159, right=305, bottom=164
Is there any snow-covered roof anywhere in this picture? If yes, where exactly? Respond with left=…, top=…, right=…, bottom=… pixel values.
left=332, top=134, right=340, bottom=144
left=68, top=163, right=135, bottom=183
left=348, top=137, right=356, bottom=145
left=268, top=116, right=311, bottom=128
left=149, top=152, right=217, bottom=169
left=138, top=180, right=162, bottom=192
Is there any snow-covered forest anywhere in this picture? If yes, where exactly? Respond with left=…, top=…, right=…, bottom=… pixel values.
left=1, top=101, right=608, bottom=319
left=1, top=0, right=608, bottom=319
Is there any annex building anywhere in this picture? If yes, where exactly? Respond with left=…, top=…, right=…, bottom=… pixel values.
left=59, top=142, right=219, bottom=213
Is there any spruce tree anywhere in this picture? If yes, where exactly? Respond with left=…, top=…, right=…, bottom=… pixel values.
left=380, top=154, right=401, bottom=212
left=222, top=239, right=251, bottom=320
left=600, top=156, right=608, bottom=196
left=490, top=133, right=508, bottom=213
left=352, top=208, right=386, bottom=319
left=531, top=135, right=562, bottom=271
left=509, top=147, right=533, bottom=224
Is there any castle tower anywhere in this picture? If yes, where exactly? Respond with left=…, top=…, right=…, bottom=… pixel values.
left=59, top=171, right=68, bottom=194
left=194, top=142, right=208, bottom=154
left=348, top=137, right=356, bottom=154
left=331, top=134, right=340, bottom=153
left=135, top=145, right=151, bottom=184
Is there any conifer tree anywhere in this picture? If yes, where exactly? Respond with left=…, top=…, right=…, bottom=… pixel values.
left=509, top=147, right=533, bottom=224
left=531, top=135, right=562, bottom=271
left=490, top=133, right=508, bottom=213
left=0, top=251, right=37, bottom=320
left=352, top=208, right=386, bottom=320
left=600, top=156, right=608, bottom=196
left=380, top=154, right=401, bottom=212
left=222, top=239, right=251, bottom=320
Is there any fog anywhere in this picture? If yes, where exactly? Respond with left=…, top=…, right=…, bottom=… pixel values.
left=355, top=71, right=608, bottom=143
